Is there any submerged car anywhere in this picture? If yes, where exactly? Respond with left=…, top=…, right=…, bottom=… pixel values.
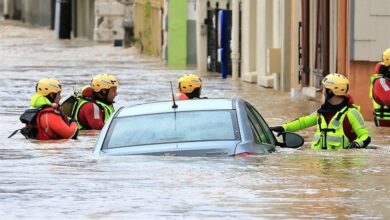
left=93, top=98, right=304, bottom=156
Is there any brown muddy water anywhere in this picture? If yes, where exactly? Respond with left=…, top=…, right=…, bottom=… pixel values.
left=0, top=21, right=389, bottom=219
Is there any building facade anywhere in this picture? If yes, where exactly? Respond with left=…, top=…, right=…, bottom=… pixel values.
left=196, top=0, right=389, bottom=120
left=2, top=0, right=133, bottom=42
left=133, top=0, right=197, bottom=67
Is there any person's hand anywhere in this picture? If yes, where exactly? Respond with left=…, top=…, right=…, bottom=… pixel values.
left=347, top=141, right=361, bottom=149
left=270, top=126, right=285, bottom=136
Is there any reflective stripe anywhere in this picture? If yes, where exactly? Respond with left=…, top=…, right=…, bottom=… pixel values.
left=93, top=103, right=100, bottom=119
left=73, top=96, right=114, bottom=129
left=313, top=134, right=320, bottom=142
left=326, top=135, right=343, bottom=143
left=370, top=74, right=390, bottom=122
left=350, top=109, right=366, bottom=128
left=379, top=78, right=390, bottom=91
left=45, top=112, right=49, bottom=133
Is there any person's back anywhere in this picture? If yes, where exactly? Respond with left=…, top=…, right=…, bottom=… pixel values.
left=271, top=73, right=371, bottom=150
left=370, top=48, right=390, bottom=127
left=72, top=74, right=118, bottom=130
left=31, top=78, right=78, bottom=140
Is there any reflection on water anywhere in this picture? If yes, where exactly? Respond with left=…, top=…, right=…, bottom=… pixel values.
left=0, top=20, right=389, bottom=219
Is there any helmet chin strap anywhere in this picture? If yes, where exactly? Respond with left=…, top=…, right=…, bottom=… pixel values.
left=325, top=89, right=335, bottom=102
left=186, top=88, right=201, bottom=99
left=384, top=66, right=390, bottom=79
left=94, top=89, right=114, bottom=105
left=46, top=93, right=56, bottom=103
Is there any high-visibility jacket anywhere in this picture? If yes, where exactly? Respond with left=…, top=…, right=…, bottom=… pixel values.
left=72, top=97, right=114, bottom=130
left=369, top=74, right=390, bottom=126
left=282, top=105, right=370, bottom=150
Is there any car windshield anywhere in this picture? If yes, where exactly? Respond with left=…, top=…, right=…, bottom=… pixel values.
left=104, top=110, right=240, bottom=149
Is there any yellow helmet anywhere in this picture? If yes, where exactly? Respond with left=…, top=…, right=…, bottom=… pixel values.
left=91, top=74, right=119, bottom=92
left=322, top=73, right=349, bottom=96
left=36, top=78, right=62, bottom=96
left=178, top=74, right=202, bottom=93
left=382, top=48, right=390, bottom=66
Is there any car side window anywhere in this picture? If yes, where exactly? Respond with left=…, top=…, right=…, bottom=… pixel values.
left=245, top=106, right=269, bottom=144
left=248, top=120, right=263, bottom=144
left=245, top=103, right=276, bottom=145
left=248, top=104, right=276, bottom=145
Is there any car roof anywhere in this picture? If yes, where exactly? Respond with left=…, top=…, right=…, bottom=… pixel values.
left=116, top=98, right=241, bottom=117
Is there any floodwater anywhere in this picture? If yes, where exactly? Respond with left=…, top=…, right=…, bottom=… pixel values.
left=0, top=20, right=389, bottom=219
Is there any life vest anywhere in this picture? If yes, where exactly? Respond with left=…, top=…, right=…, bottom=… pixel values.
left=72, top=97, right=114, bottom=129
left=311, top=106, right=350, bottom=150
left=369, top=74, right=390, bottom=126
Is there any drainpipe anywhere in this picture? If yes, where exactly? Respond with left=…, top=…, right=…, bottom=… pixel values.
left=257, top=0, right=274, bottom=88
left=196, top=0, right=207, bottom=73
left=231, top=0, right=240, bottom=80
left=4, top=0, right=13, bottom=19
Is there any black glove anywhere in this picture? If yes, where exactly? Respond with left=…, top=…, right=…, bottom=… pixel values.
left=72, top=128, right=79, bottom=140
left=270, top=126, right=285, bottom=136
left=347, top=141, right=361, bottom=149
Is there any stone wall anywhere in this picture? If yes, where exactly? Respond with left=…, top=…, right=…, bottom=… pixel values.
left=94, top=0, right=133, bottom=42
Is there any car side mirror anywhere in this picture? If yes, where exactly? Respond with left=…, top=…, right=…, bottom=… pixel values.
left=282, top=132, right=304, bottom=148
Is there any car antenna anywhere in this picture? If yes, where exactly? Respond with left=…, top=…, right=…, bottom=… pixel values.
left=170, top=81, right=178, bottom=109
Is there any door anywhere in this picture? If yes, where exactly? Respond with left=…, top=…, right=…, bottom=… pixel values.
left=298, top=0, right=332, bottom=88
left=313, top=0, right=330, bottom=88
left=73, top=0, right=95, bottom=39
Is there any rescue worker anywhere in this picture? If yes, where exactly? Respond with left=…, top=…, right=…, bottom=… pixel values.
left=271, top=73, right=371, bottom=150
left=72, top=74, right=118, bottom=130
left=369, top=48, right=390, bottom=126
left=31, top=78, right=78, bottom=140
left=176, top=74, right=203, bottom=100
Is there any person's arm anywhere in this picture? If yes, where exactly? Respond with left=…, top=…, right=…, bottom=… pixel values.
left=79, top=102, right=105, bottom=130
left=282, top=112, right=318, bottom=132
left=373, top=78, right=390, bottom=107
left=41, top=112, right=78, bottom=139
left=347, top=108, right=371, bottom=148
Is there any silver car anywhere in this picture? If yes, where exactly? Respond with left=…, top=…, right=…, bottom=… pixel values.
left=93, top=98, right=303, bottom=156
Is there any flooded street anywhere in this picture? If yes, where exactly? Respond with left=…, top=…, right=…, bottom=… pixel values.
left=1, top=21, right=389, bottom=219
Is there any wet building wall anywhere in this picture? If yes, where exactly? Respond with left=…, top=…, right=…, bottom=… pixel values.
left=348, top=61, right=377, bottom=119
left=94, top=0, right=130, bottom=42
left=187, top=0, right=196, bottom=66
left=348, top=0, right=390, bottom=120
left=2, top=0, right=53, bottom=27
left=0, top=0, right=3, bottom=17
left=23, top=0, right=52, bottom=27
left=134, top=0, right=163, bottom=56
left=167, top=0, right=187, bottom=67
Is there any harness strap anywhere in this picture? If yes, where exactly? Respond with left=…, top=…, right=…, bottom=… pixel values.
left=335, top=105, right=351, bottom=121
